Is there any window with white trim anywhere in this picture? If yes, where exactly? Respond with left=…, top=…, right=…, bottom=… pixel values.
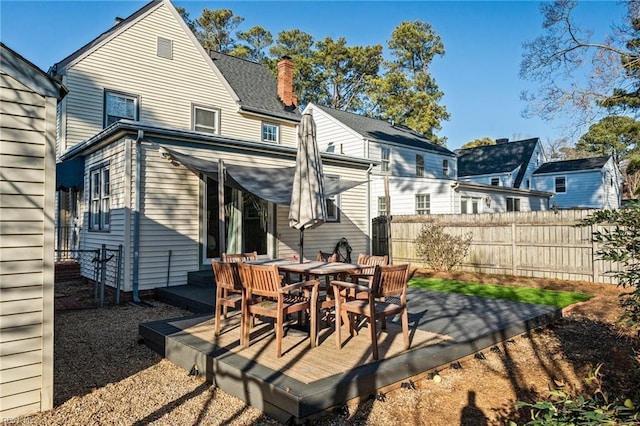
left=381, top=147, right=390, bottom=173
left=262, top=122, right=279, bottom=143
left=104, top=90, right=138, bottom=127
left=555, top=176, right=566, bottom=193
left=377, top=196, right=387, bottom=217
left=193, top=105, right=219, bottom=134
left=506, top=197, right=520, bottom=212
left=416, top=154, right=424, bottom=177
left=491, top=177, right=500, bottom=186
left=90, top=164, right=110, bottom=231
left=442, top=159, right=449, bottom=176
left=415, top=193, right=431, bottom=215
left=325, top=175, right=340, bottom=222
left=461, top=196, right=480, bottom=214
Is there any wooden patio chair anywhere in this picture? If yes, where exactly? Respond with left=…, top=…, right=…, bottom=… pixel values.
left=222, top=251, right=258, bottom=263
left=237, top=263, right=320, bottom=357
left=331, top=263, right=410, bottom=361
left=211, top=260, right=244, bottom=337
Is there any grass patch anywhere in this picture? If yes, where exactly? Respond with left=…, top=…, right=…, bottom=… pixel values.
left=409, top=277, right=593, bottom=308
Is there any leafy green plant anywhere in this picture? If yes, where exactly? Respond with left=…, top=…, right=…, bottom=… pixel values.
left=579, top=201, right=640, bottom=330
left=517, top=364, right=639, bottom=425
left=414, top=222, right=472, bottom=271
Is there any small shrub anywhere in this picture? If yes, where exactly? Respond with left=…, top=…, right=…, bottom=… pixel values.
left=414, top=222, right=472, bottom=271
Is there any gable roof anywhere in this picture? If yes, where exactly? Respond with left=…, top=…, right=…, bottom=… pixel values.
left=1, top=42, right=67, bottom=99
left=533, top=155, right=612, bottom=175
left=209, top=52, right=300, bottom=122
left=456, top=137, right=540, bottom=187
left=313, top=104, right=454, bottom=156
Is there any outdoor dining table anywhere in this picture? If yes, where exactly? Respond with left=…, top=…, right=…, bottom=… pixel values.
left=246, top=258, right=361, bottom=282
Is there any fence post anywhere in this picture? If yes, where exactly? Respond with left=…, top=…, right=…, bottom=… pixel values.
left=511, top=222, right=517, bottom=275
left=100, top=244, right=107, bottom=307
left=591, top=224, right=597, bottom=283
left=116, top=244, right=123, bottom=305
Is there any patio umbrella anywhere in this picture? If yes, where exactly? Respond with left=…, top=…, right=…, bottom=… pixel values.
left=289, top=112, right=327, bottom=262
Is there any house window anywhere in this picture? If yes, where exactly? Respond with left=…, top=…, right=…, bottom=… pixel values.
left=416, top=155, right=424, bottom=177
left=193, top=105, right=219, bottom=134
left=381, top=147, right=390, bottom=173
left=90, top=164, right=110, bottom=231
left=325, top=175, right=340, bottom=222
left=506, top=197, right=520, bottom=212
left=491, top=177, right=500, bottom=186
left=555, top=176, right=566, bottom=193
left=377, top=196, right=387, bottom=217
left=461, top=196, right=480, bottom=214
left=104, top=90, right=138, bottom=127
left=442, top=159, right=449, bottom=176
left=262, top=122, right=279, bottom=143
left=526, top=179, right=530, bottom=189
left=415, top=194, right=431, bottom=215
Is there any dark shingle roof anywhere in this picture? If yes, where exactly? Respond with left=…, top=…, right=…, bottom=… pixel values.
left=314, top=104, right=454, bottom=156
left=456, top=138, right=540, bottom=187
left=533, top=155, right=611, bottom=174
left=209, top=52, right=300, bottom=122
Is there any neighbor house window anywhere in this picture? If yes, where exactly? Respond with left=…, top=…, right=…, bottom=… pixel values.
left=262, top=122, right=279, bottom=143
left=377, top=196, right=387, bottom=217
left=90, top=164, right=110, bottom=231
left=491, top=177, right=500, bottom=186
left=193, top=105, right=219, bottom=134
left=325, top=175, right=340, bottom=222
left=442, top=159, right=449, bottom=176
left=506, top=197, right=520, bottom=212
left=461, top=196, right=480, bottom=214
left=555, top=176, right=566, bottom=193
left=381, top=147, right=390, bottom=173
left=416, top=155, right=424, bottom=177
left=104, top=90, right=138, bottom=127
left=415, top=194, right=431, bottom=215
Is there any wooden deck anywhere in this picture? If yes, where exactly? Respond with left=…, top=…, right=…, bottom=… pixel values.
left=140, top=287, right=562, bottom=423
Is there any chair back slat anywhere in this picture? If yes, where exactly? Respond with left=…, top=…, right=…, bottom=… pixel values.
left=242, top=263, right=281, bottom=297
left=371, top=264, right=410, bottom=298
left=357, top=253, right=389, bottom=275
left=212, top=260, right=242, bottom=291
left=222, top=251, right=258, bottom=263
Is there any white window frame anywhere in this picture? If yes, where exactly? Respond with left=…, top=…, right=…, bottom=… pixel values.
left=415, top=193, right=431, bottom=215
left=506, top=197, right=521, bottom=212
left=491, top=177, right=500, bottom=186
left=89, top=164, right=110, bottom=231
left=461, top=196, right=481, bottom=214
left=555, top=176, right=567, bottom=193
left=325, top=175, right=340, bottom=222
left=377, top=196, right=387, bottom=217
left=442, top=159, right=449, bottom=177
left=262, top=122, right=280, bottom=143
left=416, top=154, right=424, bottom=177
left=104, top=90, right=138, bottom=127
left=192, top=105, right=220, bottom=134
left=381, top=147, right=391, bottom=174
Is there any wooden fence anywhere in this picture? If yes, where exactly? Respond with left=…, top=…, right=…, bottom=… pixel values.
left=382, top=210, right=621, bottom=284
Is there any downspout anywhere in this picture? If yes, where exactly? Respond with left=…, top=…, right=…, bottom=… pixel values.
left=451, top=181, right=459, bottom=214
left=366, top=163, right=374, bottom=253
left=132, top=130, right=144, bottom=303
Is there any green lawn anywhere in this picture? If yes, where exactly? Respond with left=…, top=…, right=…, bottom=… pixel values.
left=409, top=277, right=593, bottom=308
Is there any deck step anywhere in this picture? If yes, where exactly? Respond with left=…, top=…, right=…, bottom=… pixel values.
left=156, top=284, right=215, bottom=313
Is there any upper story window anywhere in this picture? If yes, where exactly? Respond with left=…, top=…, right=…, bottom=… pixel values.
left=506, top=197, right=521, bottom=212
left=262, top=122, right=280, bottom=143
left=193, top=105, right=219, bottom=134
left=526, top=178, right=530, bottom=189
left=90, top=164, right=110, bottom=231
left=555, top=176, right=566, bottom=193
left=377, top=196, right=387, bottom=217
left=442, top=159, right=449, bottom=177
left=325, top=175, right=340, bottom=222
left=416, top=155, right=424, bottom=177
left=415, top=193, right=431, bottom=215
left=491, top=177, right=500, bottom=186
left=381, top=147, right=390, bottom=173
left=104, top=90, right=138, bottom=127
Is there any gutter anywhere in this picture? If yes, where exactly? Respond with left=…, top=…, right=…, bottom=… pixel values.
left=132, top=130, right=143, bottom=303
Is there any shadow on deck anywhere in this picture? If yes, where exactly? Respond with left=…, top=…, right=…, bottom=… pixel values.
left=142, top=282, right=561, bottom=423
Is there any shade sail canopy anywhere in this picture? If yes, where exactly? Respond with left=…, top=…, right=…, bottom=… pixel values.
left=159, top=146, right=365, bottom=206
left=56, top=157, right=85, bottom=190
left=289, top=113, right=326, bottom=231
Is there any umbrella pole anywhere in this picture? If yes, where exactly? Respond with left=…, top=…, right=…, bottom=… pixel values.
left=299, top=228, right=304, bottom=264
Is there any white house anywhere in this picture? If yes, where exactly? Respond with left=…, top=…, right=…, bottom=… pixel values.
left=52, top=0, right=372, bottom=300
left=1, top=42, right=67, bottom=418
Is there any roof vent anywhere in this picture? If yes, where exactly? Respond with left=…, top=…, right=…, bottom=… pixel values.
left=114, top=17, right=124, bottom=26
left=496, top=138, right=509, bottom=144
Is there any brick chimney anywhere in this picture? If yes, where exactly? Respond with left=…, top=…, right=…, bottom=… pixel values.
left=277, top=56, right=297, bottom=107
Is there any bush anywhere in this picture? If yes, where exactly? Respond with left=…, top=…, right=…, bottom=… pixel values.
left=414, top=222, right=472, bottom=271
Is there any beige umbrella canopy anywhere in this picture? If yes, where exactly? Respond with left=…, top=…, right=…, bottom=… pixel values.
left=289, top=112, right=327, bottom=261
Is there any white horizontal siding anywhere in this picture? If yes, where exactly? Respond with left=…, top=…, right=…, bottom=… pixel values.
left=371, top=176, right=454, bottom=217
left=533, top=170, right=605, bottom=209
left=312, top=107, right=365, bottom=157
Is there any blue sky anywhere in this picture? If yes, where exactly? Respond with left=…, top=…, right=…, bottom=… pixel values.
left=0, top=1, right=625, bottom=150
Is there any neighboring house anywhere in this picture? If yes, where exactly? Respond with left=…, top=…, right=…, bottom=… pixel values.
left=452, top=181, right=552, bottom=214
left=52, top=0, right=372, bottom=300
left=532, top=155, right=623, bottom=209
left=1, top=43, right=67, bottom=418
left=304, top=103, right=458, bottom=218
